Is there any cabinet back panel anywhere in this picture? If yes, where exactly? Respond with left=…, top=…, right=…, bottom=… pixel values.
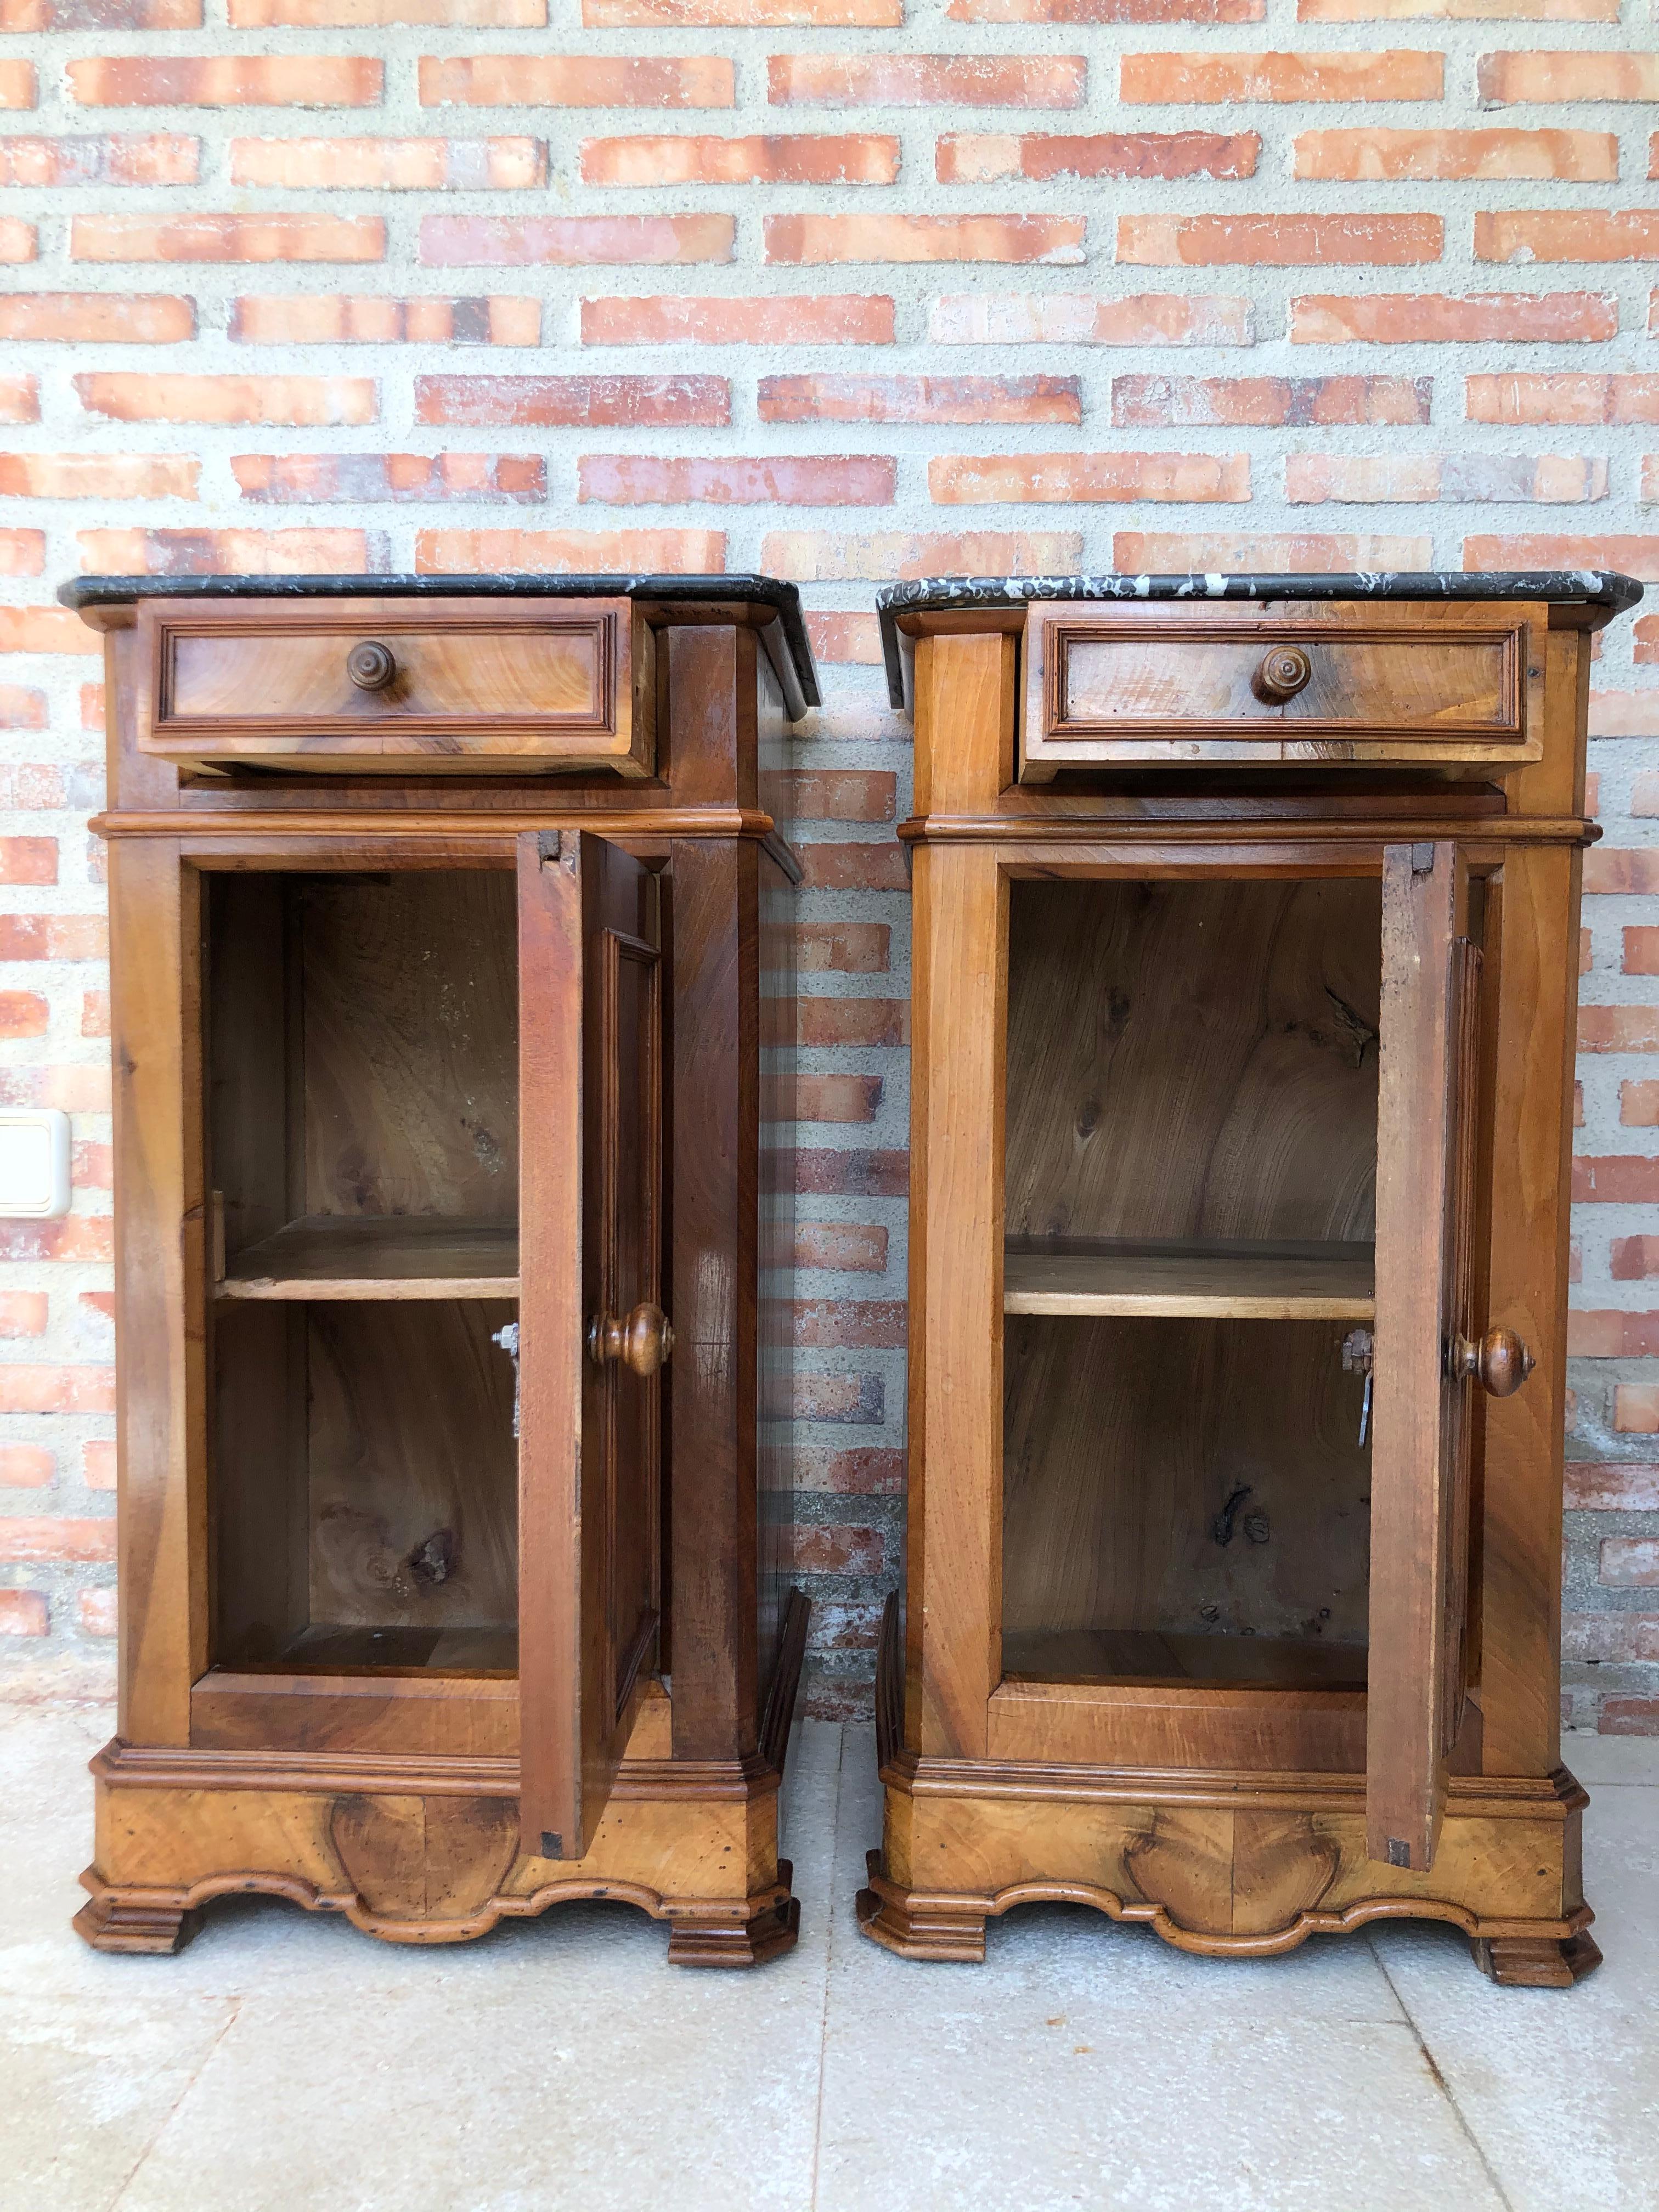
left=1006, top=878, right=1381, bottom=1246
left=1002, top=1316, right=1372, bottom=1663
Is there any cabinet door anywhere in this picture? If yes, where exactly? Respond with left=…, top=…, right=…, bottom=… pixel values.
left=1368, top=841, right=1487, bottom=1874
left=518, top=830, right=664, bottom=1860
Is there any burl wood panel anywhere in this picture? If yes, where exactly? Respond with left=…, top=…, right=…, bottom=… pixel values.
left=138, top=598, right=653, bottom=776
left=1006, top=877, right=1381, bottom=1246
left=1003, top=1316, right=1373, bottom=1658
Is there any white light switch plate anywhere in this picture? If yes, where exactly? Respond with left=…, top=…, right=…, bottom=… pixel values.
left=0, top=1109, right=71, bottom=1219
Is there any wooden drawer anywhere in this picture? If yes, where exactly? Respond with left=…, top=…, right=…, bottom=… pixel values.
left=1020, top=602, right=1541, bottom=780
left=136, top=596, right=654, bottom=775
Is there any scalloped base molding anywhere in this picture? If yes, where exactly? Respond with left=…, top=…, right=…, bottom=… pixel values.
left=859, top=1763, right=1597, bottom=1986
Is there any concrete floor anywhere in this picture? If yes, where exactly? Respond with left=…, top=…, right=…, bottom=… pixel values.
left=3, top=1705, right=1657, bottom=2212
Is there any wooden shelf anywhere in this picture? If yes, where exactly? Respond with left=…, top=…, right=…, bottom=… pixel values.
left=1002, top=1626, right=1368, bottom=1691
left=217, top=1215, right=520, bottom=1301
left=236, top=1622, right=519, bottom=1675
left=1003, top=1237, right=1375, bottom=1321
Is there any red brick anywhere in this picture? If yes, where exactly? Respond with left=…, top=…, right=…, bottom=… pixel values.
left=1121, top=49, right=1443, bottom=100
left=1574, top=1156, right=1659, bottom=1201
left=930, top=450, right=1248, bottom=503
left=1586, top=850, right=1659, bottom=894
left=930, top=291, right=1253, bottom=345
left=952, top=0, right=1262, bottom=15
left=795, top=846, right=911, bottom=892
left=75, top=215, right=383, bottom=264
left=1466, top=375, right=1659, bottom=426
left=4, top=0, right=199, bottom=21
left=1624, top=927, right=1659, bottom=974
left=229, top=0, right=542, bottom=16
left=584, top=134, right=896, bottom=185
left=579, top=454, right=893, bottom=505
left=1479, top=211, right=1659, bottom=264
left=1121, top=213, right=1442, bottom=266
left=766, top=215, right=1085, bottom=266
left=797, top=1074, right=884, bottom=1122
left=0, top=764, right=74, bottom=808
left=1600, top=1538, right=1659, bottom=1587
left=68, top=57, right=383, bottom=106
left=232, top=295, right=538, bottom=345
left=417, top=528, right=724, bottom=573
left=795, top=922, right=890, bottom=972
left=0, top=1445, right=52, bottom=1489
left=0, top=61, right=34, bottom=108
left=0, top=992, right=48, bottom=1039
left=938, top=130, right=1256, bottom=182
left=420, top=56, right=732, bottom=107
left=1114, top=373, right=1429, bottom=428
left=1479, top=52, right=1659, bottom=101
left=1467, top=535, right=1659, bottom=580
left=73, top=1141, right=112, bottom=1189
left=0, top=293, right=193, bottom=343
left=1600, top=1698, right=1659, bottom=1735
left=80, top=526, right=380, bottom=575
left=1616, top=1386, right=1659, bottom=1434
left=1569, top=1313, right=1659, bottom=1358
left=0, top=1592, right=47, bottom=1637
left=1622, top=1081, right=1659, bottom=1124
left=1612, top=1239, right=1659, bottom=1280
left=0, top=454, right=199, bottom=500
left=233, top=453, right=545, bottom=503
left=1564, top=1617, right=1659, bottom=1664
left=0, top=838, right=56, bottom=884
left=0, top=915, right=105, bottom=958
left=765, top=528, right=1082, bottom=580
left=588, top=0, right=899, bottom=17
left=1291, top=292, right=1617, bottom=344
left=0, top=687, right=44, bottom=727
left=1579, top=1006, right=1659, bottom=1049
left=0, top=1512, right=115, bottom=1557
left=421, top=215, right=733, bottom=266
left=789, top=1523, right=885, bottom=1572
left=1567, top=1462, right=1659, bottom=1509
left=582, top=293, right=893, bottom=345
left=791, top=1297, right=904, bottom=1348
left=794, top=1149, right=907, bottom=1197
left=782, top=770, right=896, bottom=822
left=0, top=377, right=38, bottom=423
left=759, top=373, right=1078, bottom=424
left=1288, top=453, right=1604, bottom=504
left=1115, top=530, right=1430, bottom=571
left=789, top=1372, right=884, bottom=1424
left=768, top=55, right=1085, bottom=105
left=794, top=1444, right=902, bottom=1493
left=78, top=376, right=376, bottom=427
left=0, top=530, right=43, bottom=574
left=1302, top=0, right=1616, bottom=13
left=0, top=1216, right=112, bottom=1262
left=0, top=1291, right=47, bottom=1336
left=1296, top=127, right=1616, bottom=180
left=804, top=612, right=884, bottom=664
left=77, top=1589, right=118, bottom=1636
left=0, top=135, right=199, bottom=186
left=794, top=1221, right=890, bottom=1273
left=416, top=374, right=727, bottom=427
left=1640, top=616, right=1659, bottom=664
left=81, top=990, right=109, bottom=1039
left=82, top=1441, right=116, bottom=1490
left=0, top=1067, right=112, bottom=1113
left=0, top=607, right=97, bottom=654
left=0, top=220, right=36, bottom=262
left=232, top=137, right=544, bottom=189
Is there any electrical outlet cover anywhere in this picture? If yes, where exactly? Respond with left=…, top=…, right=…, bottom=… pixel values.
left=0, top=1109, right=71, bottom=1219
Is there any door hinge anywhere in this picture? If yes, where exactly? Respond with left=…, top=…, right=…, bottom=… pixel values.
left=541, top=1830, right=562, bottom=1858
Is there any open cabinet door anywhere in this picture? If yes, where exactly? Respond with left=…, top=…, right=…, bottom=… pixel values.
left=518, top=830, right=664, bottom=1861
left=1367, top=840, right=1496, bottom=1874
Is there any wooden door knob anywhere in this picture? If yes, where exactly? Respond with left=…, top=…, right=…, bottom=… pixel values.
left=588, top=1302, right=674, bottom=1376
left=1454, top=1327, right=1534, bottom=1397
left=346, top=639, right=397, bottom=691
left=1251, top=645, right=1313, bottom=703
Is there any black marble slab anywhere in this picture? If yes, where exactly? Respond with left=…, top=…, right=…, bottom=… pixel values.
left=59, top=570, right=821, bottom=717
left=875, top=569, right=1644, bottom=709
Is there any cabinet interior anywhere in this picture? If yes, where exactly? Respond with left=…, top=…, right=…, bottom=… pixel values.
left=1002, top=876, right=1382, bottom=1692
left=207, top=870, right=522, bottom=1674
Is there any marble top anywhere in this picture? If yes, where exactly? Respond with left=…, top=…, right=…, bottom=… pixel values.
left=59, top=571, right=821, bottom=714
left=874, top=569, right=1644, bottom=708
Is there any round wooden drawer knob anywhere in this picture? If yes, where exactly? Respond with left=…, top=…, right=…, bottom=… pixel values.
left=588, top=1302, right=675, bottom=1377
left=346, top=639, right=397, bottom=692
left=1455, top=1327, right=1535, bottom=1398
left=1252, top=645, right=1313, bottom=704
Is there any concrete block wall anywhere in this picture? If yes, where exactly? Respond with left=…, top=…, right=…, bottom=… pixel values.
left=0, top=0, right=1654, bottom=1725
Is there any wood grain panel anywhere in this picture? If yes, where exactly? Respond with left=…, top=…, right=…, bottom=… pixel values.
left=218, top=1216, right=519, bottom=1300
left=1003, top=1238, right=1374, bottom=1319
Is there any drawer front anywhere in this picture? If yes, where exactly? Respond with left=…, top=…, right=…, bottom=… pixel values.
left=137, top=597, right=652, bottom=775
left=1021, top=606, right=1539, bottom=781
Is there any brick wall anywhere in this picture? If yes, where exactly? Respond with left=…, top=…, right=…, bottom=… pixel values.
left=0, top=0, right=1654, bottom=1726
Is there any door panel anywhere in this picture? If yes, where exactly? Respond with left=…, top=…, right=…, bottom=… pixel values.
left=518, top=830, right=664, bottom=1860
left=1367, top=841, right=1485, bottom=1874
